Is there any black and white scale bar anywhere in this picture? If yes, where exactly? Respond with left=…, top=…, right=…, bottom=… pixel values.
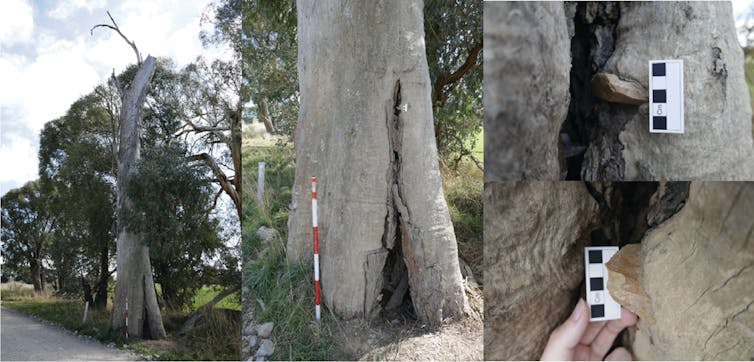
left=584, top=246, right=621, bottom=321
left=649, top=59, right=684, bottom=133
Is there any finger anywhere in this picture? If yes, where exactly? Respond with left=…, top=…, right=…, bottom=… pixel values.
left=572, top=344, right=593, bottom=361
left=579, top=320, right=606, bottom=345
left=605, top=347, right=633, bottom=361
left=590, top=308, right=638, bottom=358
left=541, top=299, right=589, bottom=361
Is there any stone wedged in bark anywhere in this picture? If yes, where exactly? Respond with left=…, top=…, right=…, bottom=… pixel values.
left=590, top=73, right=647, bottom=105
left=585, top=2, right=754, bottom=180
left=484, top=181, right=598, bottom=360
left=484, top=1, right=571, bottom=181
left=632, top=182, right=754, bottom=360
left=605, top=243, right=654, bottom=325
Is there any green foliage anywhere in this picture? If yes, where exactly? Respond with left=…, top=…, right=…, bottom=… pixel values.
left=124, top=144, right=226, bottom=310
left=1, top=181, right=55, bottom=290
left=190, top=285, right=242, bottom=311
left=242, top=144, right=334, bottom=360
left=37, top=89, right=117, bottom=301
left=425, top=0, right=483, bottom=163
left=442, top=161, right=483, bottom=278
left=240, top=0, right=299, bottom=136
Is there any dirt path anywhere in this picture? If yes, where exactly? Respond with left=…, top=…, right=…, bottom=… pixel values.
left=0, top=307, right=135, bottom=361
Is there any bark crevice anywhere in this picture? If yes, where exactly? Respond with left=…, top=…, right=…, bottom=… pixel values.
left=561, top=2, right=626, bottom=180
left=377, top=79, right=416, bottom=320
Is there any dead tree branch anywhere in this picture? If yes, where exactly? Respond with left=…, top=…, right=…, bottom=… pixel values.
left=91, top=11, right=142, bottom=65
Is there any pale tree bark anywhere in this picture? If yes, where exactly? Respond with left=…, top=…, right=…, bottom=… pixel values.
left=109, top=55, right=166, bottom=339
left=93, top=14, right=166, bottom=339
left=288, top=0, right=469, bottom=324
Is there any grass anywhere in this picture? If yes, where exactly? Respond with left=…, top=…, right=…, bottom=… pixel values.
left=242, top=131, right=483, bottom=360
left=2, top=294, right=130, bottom=345
left=745, top=47, right=754, bottom=139
left=190, top=285, right=241, bottom=311
left=1, top=282, right=241, bottom=360
left=242, top=140, right=335, bottom=360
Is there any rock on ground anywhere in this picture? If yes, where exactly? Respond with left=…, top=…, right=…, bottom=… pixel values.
left=255, top=339, right=275, bottom=358
left=256, top=322, right=273, bottom=338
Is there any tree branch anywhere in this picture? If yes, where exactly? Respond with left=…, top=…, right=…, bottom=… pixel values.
left=178, top=285, right=240, bottom=335
left=433, top=41, right=483, bottom=107
left=91, top=11, right=142, bottom=65
left=190, top=153, right=241, bottom=217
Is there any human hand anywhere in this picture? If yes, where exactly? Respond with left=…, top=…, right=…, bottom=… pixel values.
left=541, top=298, right=638, bottom=361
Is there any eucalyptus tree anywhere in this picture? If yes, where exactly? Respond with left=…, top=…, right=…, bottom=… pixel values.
left=1, top=181, right=56, bottom=292
left=288, top=0, right=469, bottom=324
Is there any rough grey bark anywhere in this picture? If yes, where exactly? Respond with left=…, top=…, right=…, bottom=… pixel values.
left=288, top=0, right=469, bottom=324
left=629, top=182, right=754, bottom=359
left=582, top=2, right=754, bottom=180
left=484, top=2, right=754, bottom=180
left=483, top=181, right=598, bottom=360
left=483, top=2, right=571, bottom=181
left=110, top=56, right=166, bottom=339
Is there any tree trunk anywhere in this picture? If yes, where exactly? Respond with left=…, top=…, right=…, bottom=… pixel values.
left=288, top=0, right=469, bottom=324
left=257, top=97, right=276, bottom=134
left=626, top=183, right=754, bottom=360
left=483, top=181, right=599, bottom=360
left=178, top=285, right=240, bottom=335
left=111, top=55, right=166, bottom=339
left=83, top=278, right=95, bottom=305
left=30, top=261, right=42, bottom=292
left=483, top=2, right=571, bottom=181
left=580, top=2, right=754, bottom=180
left=94, top=239, right=109, bottom=310
left=485, top=2, right=754, bottom=181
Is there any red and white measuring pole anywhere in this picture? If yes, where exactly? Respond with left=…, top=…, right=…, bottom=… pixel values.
left=312, top=176, right=321, bottom=321
left=124, top=301, right=129, bottom=338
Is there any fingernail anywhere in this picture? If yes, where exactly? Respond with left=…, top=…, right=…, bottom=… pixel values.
left=570, top=299, right=586, bottom=322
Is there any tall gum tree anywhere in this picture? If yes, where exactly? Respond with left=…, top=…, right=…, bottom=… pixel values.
left=92, top=12, right=166, bottom=339
left=287, top=0, right=469, bottom=324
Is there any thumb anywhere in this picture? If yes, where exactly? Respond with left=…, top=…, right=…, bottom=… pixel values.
left=541, top=298, right=589, bottom=361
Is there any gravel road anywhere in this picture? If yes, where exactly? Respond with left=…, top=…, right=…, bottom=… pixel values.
left=1, top=307, right=135, bottom=361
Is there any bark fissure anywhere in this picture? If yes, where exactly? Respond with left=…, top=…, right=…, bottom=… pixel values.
left=377, top=79, right=416, bottom=320
left=561, top=2, right=626, bottom=180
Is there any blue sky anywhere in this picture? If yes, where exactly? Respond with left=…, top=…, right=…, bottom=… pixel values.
left=0, top=0, right=230, bottom=195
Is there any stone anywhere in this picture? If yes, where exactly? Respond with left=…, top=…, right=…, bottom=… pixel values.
left=484, top=1, right=571, bottom=181
left=590, top=73, right=648, bottom=105
left=243, top=324, right=255, bottom=336
left=255, top=339, right=275, bottom=358
left=484, top=181, right=598, bottom=360
left=255, top=227, right=279, bottom=243
left=249, top=335, right=257, bottom=348
left=255, top=322, right=273, bottom=338
left=605, top=243, right=654, bottom=325
left=584, top=2, right=754, bottom=180
left=631, top=182, right=754, bottom=360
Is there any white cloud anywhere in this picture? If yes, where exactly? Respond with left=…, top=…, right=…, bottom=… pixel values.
left=0, top=137, right=38, bottom=185
left=48, top=0, right=106, bottom=20
left=0, top=0, right=34, bottom=46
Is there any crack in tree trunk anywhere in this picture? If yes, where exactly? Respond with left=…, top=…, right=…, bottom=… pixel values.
left=378, top=79, right=416, bottom=319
